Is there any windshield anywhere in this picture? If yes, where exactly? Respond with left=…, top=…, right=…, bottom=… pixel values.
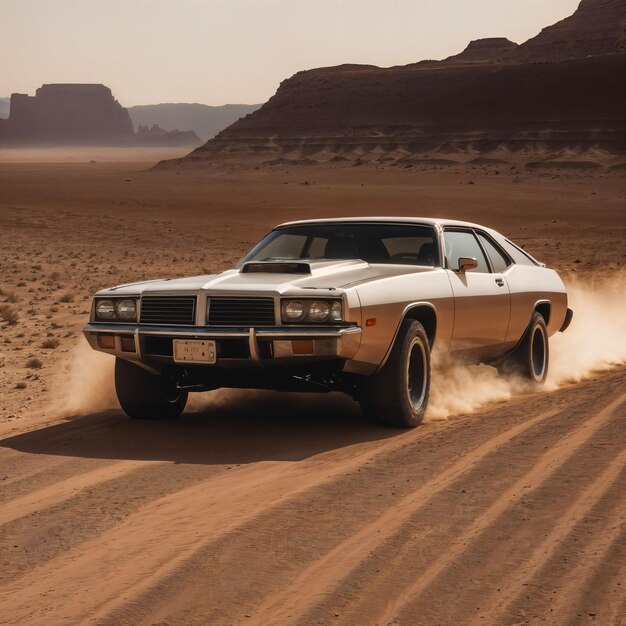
left=240, top=223, right=440, bottom=267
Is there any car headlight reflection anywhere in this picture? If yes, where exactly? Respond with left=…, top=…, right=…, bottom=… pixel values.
left=281, top=299, right=343, bottom=324
left=116, top=299, right=137, bottom=320
left=95, top=298, right=137, bottom=322
left=96, top=300, right=116, bottom=319
left=283, top=300, right=305, bottom=322
left=308, top=301, right=330, bottom=322
left=330, top=301, right=343, bottom=322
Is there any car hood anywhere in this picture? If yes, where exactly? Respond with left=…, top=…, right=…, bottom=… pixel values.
left=96, top=260, right=434, bottom=296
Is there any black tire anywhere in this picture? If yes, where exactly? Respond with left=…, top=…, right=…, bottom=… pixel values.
left=114, top=358, right=188, bottom=420
left=360, top=319, right=430, bottom=428
left=511, top=311, right=549, bottom=384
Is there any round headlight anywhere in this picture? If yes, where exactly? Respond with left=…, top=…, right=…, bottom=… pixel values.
left=284, top=300, right=305, bottom=322
left=330, top=301, right=343, bottom=322
left=96, top=300, right=116, bottom=319
left=308, top=301, right=330, bottom=322
left=116, top=299, right=136, bottom=320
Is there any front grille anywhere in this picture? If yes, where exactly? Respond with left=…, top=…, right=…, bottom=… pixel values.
left=140, top=296, right=196, bottom=326
left=208, top=297, right=275, bottom=327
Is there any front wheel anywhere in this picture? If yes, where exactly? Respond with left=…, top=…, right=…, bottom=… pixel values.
left=114, top=358, right=188, bottom=420
left=359, top=319, right=431, bottom=428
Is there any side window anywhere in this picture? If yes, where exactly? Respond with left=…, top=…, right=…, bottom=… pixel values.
left=443, top=230, right=489, bottom=273
left=477, top=233, right=511, bottom=273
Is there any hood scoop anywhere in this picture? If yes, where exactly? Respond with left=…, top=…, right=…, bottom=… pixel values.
left=241, top=261, right=311, bottom=274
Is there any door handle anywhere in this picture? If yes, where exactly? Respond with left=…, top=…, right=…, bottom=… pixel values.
left=495, top=278, right=504, bottom=287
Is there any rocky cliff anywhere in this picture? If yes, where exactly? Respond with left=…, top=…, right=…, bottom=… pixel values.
left=177, top=0, right=626, bottom=167
left=135, top=123, right=202, bottom=147
left=444, top=38, right=519, bottom=63
left=0, top=84, right=202, bottom=147
left=128, top=103, right=262, bottom=141
left=0, top=84, right=135, bottom=145
left=510, top=0, right=626, bottom=60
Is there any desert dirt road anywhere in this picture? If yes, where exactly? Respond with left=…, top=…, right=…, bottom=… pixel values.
left=1, top=368, right=624, bottom=626
left=0, top=157, right=625, bottom=625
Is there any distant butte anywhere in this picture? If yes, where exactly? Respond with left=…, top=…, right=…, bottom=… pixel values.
left=171, top=0, right=626, bottom=168
left=0, top=84, right=202, bottom=147
left=444, top=38, right=519, bottom=63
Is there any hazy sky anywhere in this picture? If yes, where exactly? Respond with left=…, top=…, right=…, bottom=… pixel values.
left=1, top=0, right=580, bottom=107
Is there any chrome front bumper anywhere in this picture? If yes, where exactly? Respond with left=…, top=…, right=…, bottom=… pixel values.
left=83, top=323, right=362, bottom=366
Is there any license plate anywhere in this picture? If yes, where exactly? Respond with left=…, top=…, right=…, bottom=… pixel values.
left=173, top=339, right=216, bottom=364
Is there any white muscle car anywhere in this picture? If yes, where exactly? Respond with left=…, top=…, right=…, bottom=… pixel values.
left=84, top=218, right=573, bottom=427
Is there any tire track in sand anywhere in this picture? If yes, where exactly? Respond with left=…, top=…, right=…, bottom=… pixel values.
left=0, top=414, right=459, bottom=625
left=513, top=501, right=626, bottom=625
left=470, top=445, right=626, bottom=625
left=0, top=459, right=163, bottom=526
left=0, top=451, right=70, bottom=488
left=376, top=393, right=626, bottom=626
left=246, top=404, right=567, bottom=626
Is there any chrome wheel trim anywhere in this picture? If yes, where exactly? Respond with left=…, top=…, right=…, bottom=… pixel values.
left=531, top=324, right=547, bottom=381
left=405, top=337, right=428, bottom=412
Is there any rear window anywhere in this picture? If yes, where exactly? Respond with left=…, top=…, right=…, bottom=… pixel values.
left=477, top=233, right=512, bottom=273
left=502, top=239, right=540, bottom=266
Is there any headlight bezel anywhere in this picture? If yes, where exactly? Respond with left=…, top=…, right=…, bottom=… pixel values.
left=283, top=300, right=306, bottom=322
left=95, top=299, right=116, bottom=320
left=281, top=298, right=344, bottom=325
left=307, top=300, right=331, bottom=322
left=116, top=299, right=137, bottom=320
left=94, top=297, right=138, bottom=323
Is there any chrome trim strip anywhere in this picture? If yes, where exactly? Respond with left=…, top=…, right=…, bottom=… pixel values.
left=84, top=323, right=361, bottom=340
left=134, top=327, right=141, bottom=360
left=249, top=328, right=260, bottom=361
left=85, top=323, right=139, bottom=334
left=83, top=324, right=362, bottom=365
left=255, top=327, right=361, bottom=338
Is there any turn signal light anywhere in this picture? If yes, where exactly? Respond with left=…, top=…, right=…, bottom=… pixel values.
left=292, top=340, right=314, bottom=354
left=97, top=334, right=115, bottom=349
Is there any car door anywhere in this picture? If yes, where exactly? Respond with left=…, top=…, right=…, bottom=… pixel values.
left=443, top=228, right=511, bottom=359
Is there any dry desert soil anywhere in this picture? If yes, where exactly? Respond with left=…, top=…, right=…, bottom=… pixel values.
left=0, top=147, right=625, bottom=625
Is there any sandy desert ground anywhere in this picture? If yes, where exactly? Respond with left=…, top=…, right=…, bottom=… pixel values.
left=0, top=149, right=625, bottom=625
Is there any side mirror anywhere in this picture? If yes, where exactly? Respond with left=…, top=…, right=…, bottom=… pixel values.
left=458, top=257, right=478, bottom=273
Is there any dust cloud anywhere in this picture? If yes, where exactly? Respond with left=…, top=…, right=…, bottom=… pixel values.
left=547, top=272, right=626, bottom=387
left=55, top=272, right=626, bottom=421
left=426, top=272, right=626, bottom=420
left=425, top=362, right=520, bottom=421
left=52, top=340, right=117, bottom=417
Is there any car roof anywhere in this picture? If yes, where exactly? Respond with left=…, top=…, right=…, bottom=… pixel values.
left=277, top=217, right=487, bottom=230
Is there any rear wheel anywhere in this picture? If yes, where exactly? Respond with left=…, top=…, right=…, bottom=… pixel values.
left=360, top=319, right=430, bottom=428
left=510, top=311, right=549, bottom=384
left=115, top=358, right=187, bottom=420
